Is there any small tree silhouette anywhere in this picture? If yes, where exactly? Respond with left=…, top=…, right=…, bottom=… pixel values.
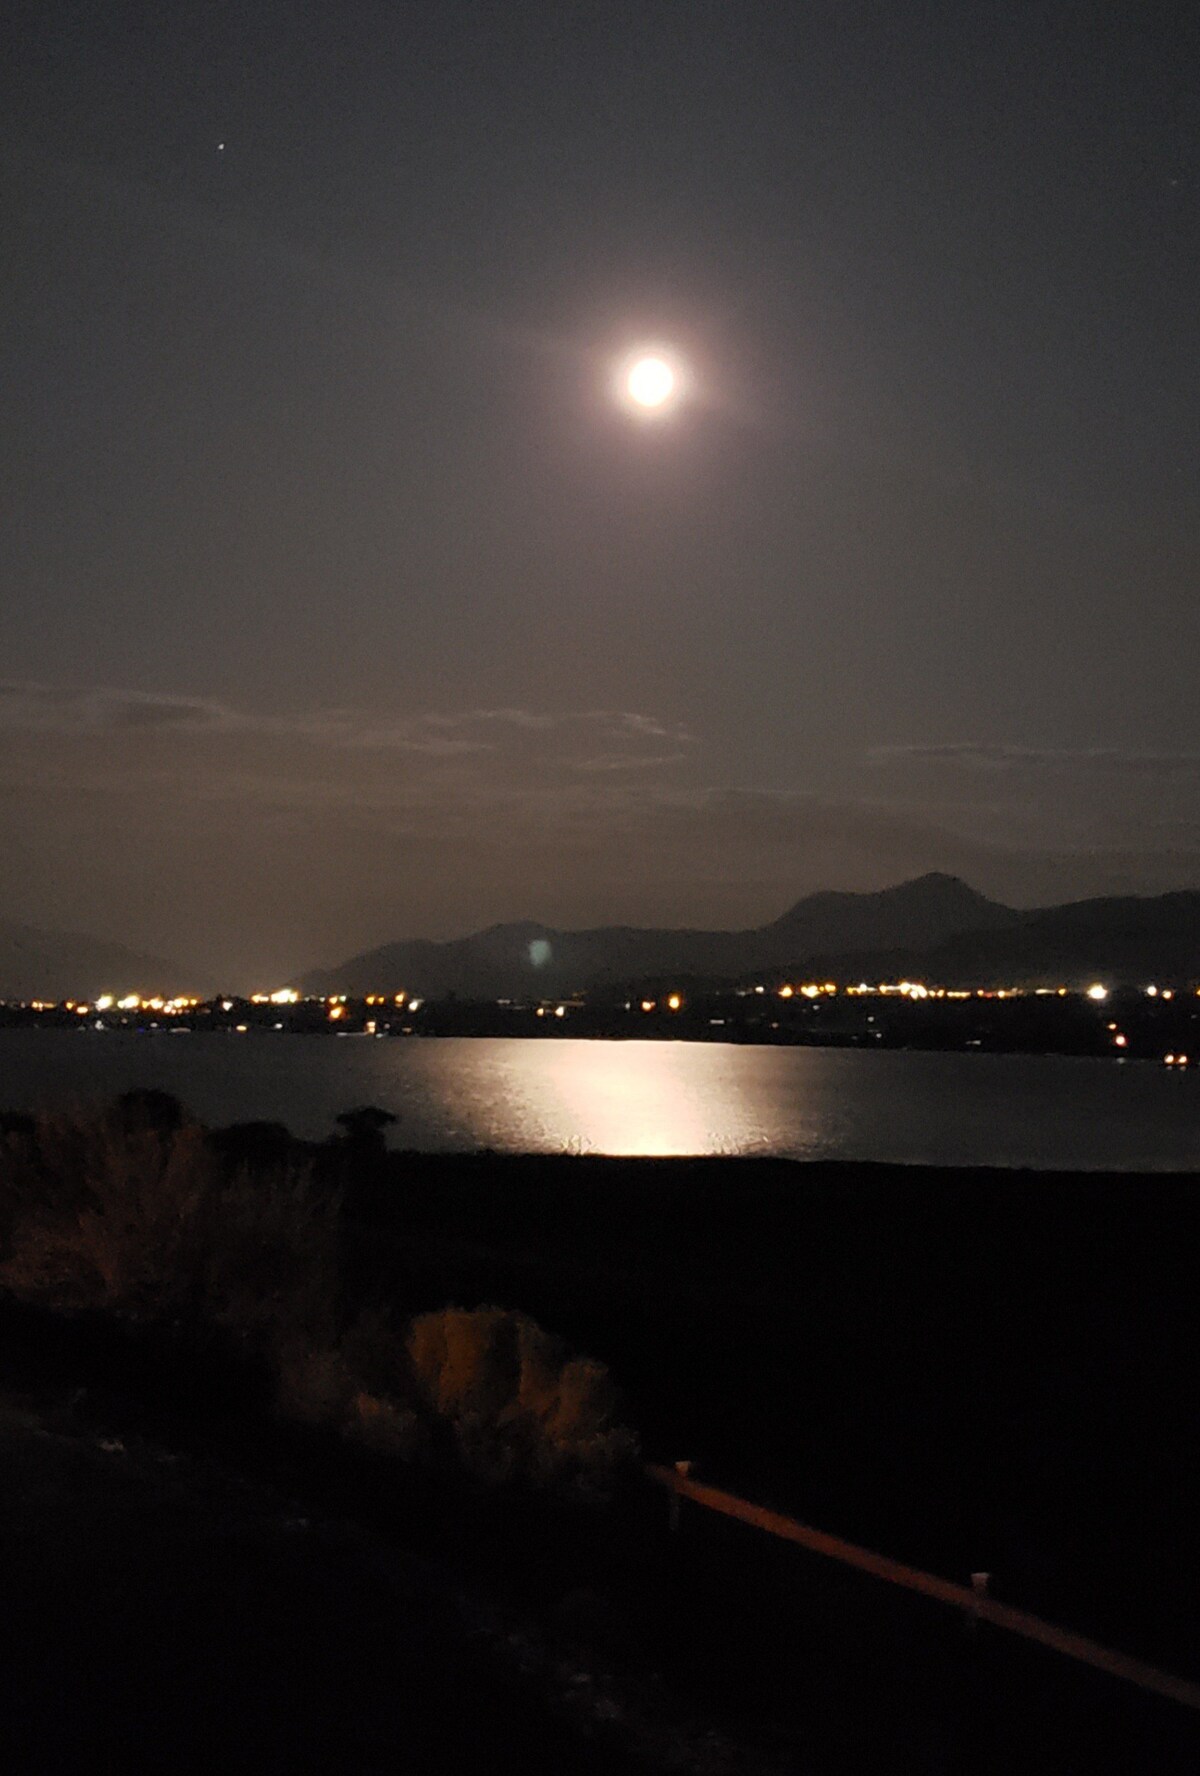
left=112, top=1089, right=187, bottom=1136
left=332, top=1105, right=397, bottom=1159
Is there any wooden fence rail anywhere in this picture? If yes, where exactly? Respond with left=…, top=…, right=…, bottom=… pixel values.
left=645, top=1462, right=1200, bottom=1714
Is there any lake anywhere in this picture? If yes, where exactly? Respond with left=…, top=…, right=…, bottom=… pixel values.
left=1, top=1031, right=1197, bottom=1170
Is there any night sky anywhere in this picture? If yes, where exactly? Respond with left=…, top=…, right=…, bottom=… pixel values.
left=4, top=2, right=1198, bottom=983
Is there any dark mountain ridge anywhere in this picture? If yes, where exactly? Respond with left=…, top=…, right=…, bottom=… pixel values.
left=808, top=888, right=1200, bottom=990
left=299, top=874, right=1028, bottom=998
left=300, top=875, right=1200, bottom=998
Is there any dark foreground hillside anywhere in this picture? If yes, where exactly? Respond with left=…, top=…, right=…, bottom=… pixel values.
left=3, top=1121, right=1199, bottom=1770
left=345, top=1153, right=1200, bottom=1679
left=0, top=1310, right=1193, bottom=1775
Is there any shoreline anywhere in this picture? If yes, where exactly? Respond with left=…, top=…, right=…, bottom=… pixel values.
left=3, top=1016, right=1197, bottom=1064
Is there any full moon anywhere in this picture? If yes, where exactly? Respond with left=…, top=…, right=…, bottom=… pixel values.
left=627, top=355, right=676, bottom=409
left=612, top=345, right=690, bottom=419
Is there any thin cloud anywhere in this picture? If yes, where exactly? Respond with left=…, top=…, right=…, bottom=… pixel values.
left=568, top=752, right=692, bottom=774
left=0, top=682, right=232, bottom=734
left=419, top=707, right=698, bottom=746
left=871, top=742, right=1200, bottom=777
left=0, top=682, right=694, bottom=756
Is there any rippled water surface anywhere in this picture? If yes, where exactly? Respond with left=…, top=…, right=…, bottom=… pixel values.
left=1, top=1032, right=1197, bottom=1170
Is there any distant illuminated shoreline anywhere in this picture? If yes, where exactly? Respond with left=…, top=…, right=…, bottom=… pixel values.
left=1, top=981, right=1195, bottom=1065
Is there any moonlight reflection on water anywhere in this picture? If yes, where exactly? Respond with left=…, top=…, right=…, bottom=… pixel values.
left=0, top=1033, right=1197, bottom=1170
left=479, top=1039, right=751, bottom=1157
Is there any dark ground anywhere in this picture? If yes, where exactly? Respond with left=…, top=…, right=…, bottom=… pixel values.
left=344, top=1156, right=1200, bottom=1673
left=0, top=1362, right=790, bottom=1776
left=0, top=1355, right=1193, bottom=1775
left=4, top=1151, right=1200, bottom=1770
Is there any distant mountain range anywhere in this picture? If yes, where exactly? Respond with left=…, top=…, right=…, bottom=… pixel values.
left=0, top=921, right=201, bottom=1003
left=301, top=872, right=1008, bottom=998
left=299, top=872, right=1199, bottom=998
left=8, top=875, right=1196, bottom=1003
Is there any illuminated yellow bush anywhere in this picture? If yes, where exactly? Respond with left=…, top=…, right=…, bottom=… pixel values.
left=408, top=1305, right=521, bottom=1420
left=406, top=1305, right=638, bottom=1495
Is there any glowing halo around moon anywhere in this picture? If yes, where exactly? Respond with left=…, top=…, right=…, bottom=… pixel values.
left=614, top=346, right=689, bottom=418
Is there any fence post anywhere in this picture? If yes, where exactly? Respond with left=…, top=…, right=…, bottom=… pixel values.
left=965, top=1571, right=990, bottom=1636
left=668, top=1461, right=693, bottom=1535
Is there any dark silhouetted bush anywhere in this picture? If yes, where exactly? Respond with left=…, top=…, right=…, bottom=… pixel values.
left=0, top=1106, right=340, bottom=1354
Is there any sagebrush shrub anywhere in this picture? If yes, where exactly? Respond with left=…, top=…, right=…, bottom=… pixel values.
left=0, top=1106, right=341, bottom=1350
left=406, top=1305, right=638, bottom=1495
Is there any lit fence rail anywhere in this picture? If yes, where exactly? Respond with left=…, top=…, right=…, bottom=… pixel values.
left=645, top=1462, right=1200, bottom=1714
